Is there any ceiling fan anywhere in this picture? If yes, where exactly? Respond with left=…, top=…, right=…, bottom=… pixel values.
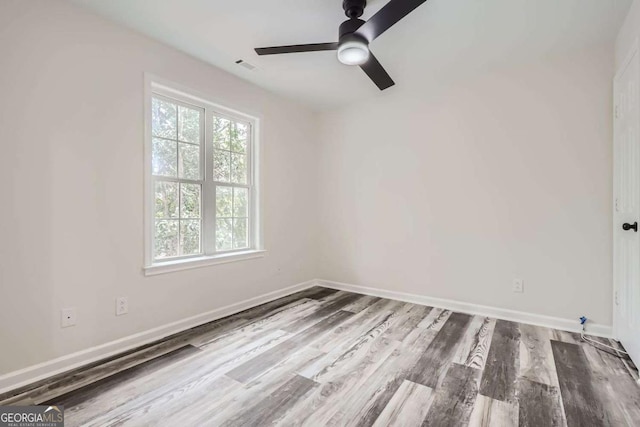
left=254, top=0, right=428, bottom=91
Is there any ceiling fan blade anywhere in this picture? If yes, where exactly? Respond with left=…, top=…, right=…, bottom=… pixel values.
left=360, top=53, right=395, bottom=90
left=255, top=42, right=338, bottom=55
left=356, top=0, right=428, bottom=42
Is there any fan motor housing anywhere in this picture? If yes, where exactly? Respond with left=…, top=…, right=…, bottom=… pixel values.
left=339, top=18, right=366, bottom=40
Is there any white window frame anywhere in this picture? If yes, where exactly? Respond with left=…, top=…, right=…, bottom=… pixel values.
left=144, top=76, right=264, bottom=275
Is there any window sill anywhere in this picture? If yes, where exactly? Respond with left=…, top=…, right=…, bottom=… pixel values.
left=144, top=250, right=266, bottom=276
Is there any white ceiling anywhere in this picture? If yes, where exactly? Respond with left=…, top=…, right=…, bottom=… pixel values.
left=70, top=0, right=632, bottom=110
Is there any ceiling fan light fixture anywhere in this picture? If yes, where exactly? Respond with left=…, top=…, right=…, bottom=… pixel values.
left=254, top=0, right=431, bottom=89
left=337, top=39, right=369, bottom=65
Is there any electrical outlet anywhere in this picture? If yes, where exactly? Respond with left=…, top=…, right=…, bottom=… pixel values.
left=61, top=308, right=77, bottom=328
left=116, top=297, right=128, bottom=316
left=513, top=279, right=524, bottom=293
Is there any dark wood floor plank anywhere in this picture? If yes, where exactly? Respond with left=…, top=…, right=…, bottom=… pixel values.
left=407, top=312, right=473, bottom=388
left=281, top=292, right=362, bottom=333
left=342, top=295, right=382, bottom=313
left=550, top=329, right=582, bottom=345
left=226, top=310, right=353, bottom=383
left=302, top=286, right=340, bottom=300
left=605, top=339, right=640, bottom=379
left=479, top=319, right=520, bottom=403
left=221, top=375, right=318, bottom=427
left=580, top=339, right=640, bottom=425
left=517, top=378, right=566, bottom=427
left=43, top=345, right=201, bottom=409
left=223, top=286, right=334, bottom=327
left=551, top=340, right=609, bottom=426
left=421, top=363, right=482, bottom=427
left=549, top=330, right=640, bottom=424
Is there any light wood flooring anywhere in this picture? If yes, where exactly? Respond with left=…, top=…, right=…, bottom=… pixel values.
left=1, top=287, right=639, bottom=426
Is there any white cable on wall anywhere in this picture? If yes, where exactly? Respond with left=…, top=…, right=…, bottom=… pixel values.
left=580, top=317, right=628, bottom=356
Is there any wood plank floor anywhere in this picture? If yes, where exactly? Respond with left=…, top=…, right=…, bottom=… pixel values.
left=2, top=287, right=639, bottom=426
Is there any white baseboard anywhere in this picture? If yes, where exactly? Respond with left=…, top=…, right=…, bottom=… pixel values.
left=0, top=279, right=316, bottom=396
left=316, top=279, right=613, bottom=338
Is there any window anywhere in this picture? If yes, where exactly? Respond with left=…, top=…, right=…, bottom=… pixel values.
left=213, top=115, right=251, bottom=251
left=145, top=80, right=262, bottom=274
left=151, top=96, right=204, bottom=259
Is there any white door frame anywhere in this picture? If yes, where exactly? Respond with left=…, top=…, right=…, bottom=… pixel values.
left=613, top=37, right=639, bottom=342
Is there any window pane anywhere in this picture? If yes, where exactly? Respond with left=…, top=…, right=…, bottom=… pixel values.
left=231, top=152, right=247, bottom=184
left=180, top=183, right=201, bottom=218
left=155, top=181, right=178, bottom=219
left=216, top=186, right=232, bottom=217
left=155, top=220, right=178, bottom=259
left=233, top=218, right=248, bottom=249
left=213, top=116, right=230, bottom=150
left=152, top=98, right=177, bottom=139
left=214, top=149, right=231, bottom=182
left=230, top=122, right=247, bottom=153
left=152, top=138, right=177, bottom=177
left=178, top=106, right=201, bottom=143
left=180, top=220, right=201, bottom=255
left=216, top=218, right=233, bottom=251
left=179, top=143, right=200, bottom=180
left=233, top=187, right=248, bottom=217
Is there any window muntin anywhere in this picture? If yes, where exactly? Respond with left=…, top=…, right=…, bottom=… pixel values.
left=148, top=88, right=258, bottom=265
